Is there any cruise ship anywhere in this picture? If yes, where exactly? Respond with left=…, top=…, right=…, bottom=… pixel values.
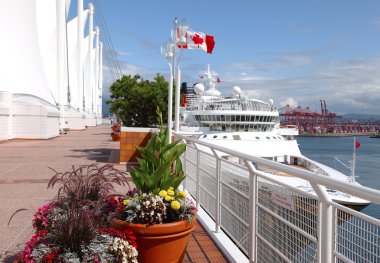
left=179, top=65, right=370, bottom=210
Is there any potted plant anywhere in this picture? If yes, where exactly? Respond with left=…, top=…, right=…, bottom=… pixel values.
left=15, top=164, right=139, bottom=263
left=111, top=122, right=121, bottom=141
left=110, top=108, right=197, bottom=263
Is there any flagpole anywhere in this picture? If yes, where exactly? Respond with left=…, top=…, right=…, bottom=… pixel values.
left=351, top=136, right=356, bottom=183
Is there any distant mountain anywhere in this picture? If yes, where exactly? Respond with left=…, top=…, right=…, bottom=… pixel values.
left=342, top=113, right=380, bottom=121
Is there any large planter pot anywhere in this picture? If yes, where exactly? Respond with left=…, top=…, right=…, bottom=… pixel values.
left=111, top=217, right=196, bottom=263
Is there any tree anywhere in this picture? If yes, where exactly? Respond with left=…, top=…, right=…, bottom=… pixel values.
left=107, top=74, right=169, bottom=127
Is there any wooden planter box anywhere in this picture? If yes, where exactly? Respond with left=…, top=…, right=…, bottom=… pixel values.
left=119, top=127, right=158, bottom=164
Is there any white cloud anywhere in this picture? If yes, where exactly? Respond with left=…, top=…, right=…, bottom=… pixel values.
left=116, top=50, right=131, bottom=56
left=280, top=97, right=298, bottom=108
left=219, top=55, right=380, bottom=114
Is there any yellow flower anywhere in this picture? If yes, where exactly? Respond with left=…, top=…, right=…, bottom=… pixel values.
left=165, top=195, right=173, bottom=202
left=178, top=191, right=187, bottom=198
left=123, top=199, right=130, bottom=206
left=171, top=200, right=181, bottom=210
left=168, top=187, right=174, bottom=191
left=159, top=190, right=167, bottom=197
left=167, top=190, right=175, bottom=196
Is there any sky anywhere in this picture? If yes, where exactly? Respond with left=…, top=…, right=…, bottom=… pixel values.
left=82, top=0, right=380, bottom=115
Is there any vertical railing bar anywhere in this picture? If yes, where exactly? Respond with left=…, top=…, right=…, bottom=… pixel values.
left=211, top=149, right=222, bottom=233
left=332, top=206, right=337, bottom=263
left=311, top=182, right=333, bottom=263
left=183, top=143, right=187, bottom=190
left=245, top=160, right=257, bottom=263
left=194, top=143, right=201, bottom=210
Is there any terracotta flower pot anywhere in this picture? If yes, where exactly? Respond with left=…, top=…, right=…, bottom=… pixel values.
left=111, top=217, right=196, bottom=263
left=111, top=134, right=120, bottom=141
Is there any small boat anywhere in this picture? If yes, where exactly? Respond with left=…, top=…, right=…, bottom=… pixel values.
left=369, top=133, right=380, bottom=138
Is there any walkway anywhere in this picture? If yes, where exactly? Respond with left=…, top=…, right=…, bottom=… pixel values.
left=0, top=125, right=227, bottom=262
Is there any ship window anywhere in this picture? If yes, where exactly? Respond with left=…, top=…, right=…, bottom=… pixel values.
left=231, top=115, right=235, bottom=122
left=266, top=136, right=270, bottom=139
left=225, top=115, right=231, bottom=122
left=273, top=136, right=277, bottom=139
left=223, top=136, right=227, bottom=139
left=203, top=135, right=207, bottom=138
left=213, top=135, right=217, bottom=138
left=221, top=115, right=225, bottom=121
left=278, top=136, right=282, bottom=139
left=241, top=115, right=245, bottom=122
left=255, top=136, right=260, bottom=139
left=236, top=115, right=241, bottom=121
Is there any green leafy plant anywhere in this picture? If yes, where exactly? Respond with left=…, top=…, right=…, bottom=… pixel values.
left=130, top=108, right=186, bottom=194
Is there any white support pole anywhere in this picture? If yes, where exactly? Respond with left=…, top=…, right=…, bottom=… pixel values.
left=310, top=183, right=333, bottom=263
left=174, top=66, right=181, bottom=132
left=88, top=3, right=94, bottom=113
left=99, top=42, right=103, bottom=119
left=94, top=26, right=100, bottom=119
left=211, top=149, right=222, bottom=233
left=244, top=160, right=258, bottom=263
left=57, top=0, right=66, bottom=128
left=77, top=0, right=84, bottom=111
left=168, top=62, right=173, bottom=142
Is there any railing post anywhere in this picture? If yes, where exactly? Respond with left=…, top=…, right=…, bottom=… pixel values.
left=194, top=144, right=201, bottom=210
left=244, top=160, right=258, bottom=263
left=310, top=183, right=333, bottom=263
left=183, top=145, right=187, bottom=190
left=212, top=149, right=222, bottom=233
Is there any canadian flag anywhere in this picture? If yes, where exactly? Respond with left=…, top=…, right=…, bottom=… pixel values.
left=355, top=139, right=361, bottom=149
left=177, top=29, right=215, bottom=54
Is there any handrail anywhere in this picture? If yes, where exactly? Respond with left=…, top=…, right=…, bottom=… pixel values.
left=175, top=133, right=380, bottom=263
left=176, top=133, right=380, bottom=204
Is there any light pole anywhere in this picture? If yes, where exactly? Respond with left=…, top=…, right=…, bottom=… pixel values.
left=161, top=41, right=175, bottom=142
left=171, top=19, right=188, bottom=133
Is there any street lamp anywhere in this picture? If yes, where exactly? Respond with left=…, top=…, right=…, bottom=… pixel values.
left=160, top=40, right=175, bottom=142
left=171, top=19, right=190, bottom=133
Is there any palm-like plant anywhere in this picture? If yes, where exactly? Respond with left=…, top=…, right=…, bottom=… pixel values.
left=130, top=108, right=186, bottom=194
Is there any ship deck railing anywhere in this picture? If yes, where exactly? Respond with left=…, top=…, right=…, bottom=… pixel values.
left=175, top=133, right=380, bottom=263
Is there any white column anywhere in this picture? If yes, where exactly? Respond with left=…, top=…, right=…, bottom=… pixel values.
left=94, top=26, right=100, bottom=118
left=88, top=3, right=94, bottom=113
left=174, top=67, right=181, bottom=132
left=57, top=0, right=66, bottom=126
left=99, top=42, right=103, bottom=119
left=77, top=0, right=84, bottom=111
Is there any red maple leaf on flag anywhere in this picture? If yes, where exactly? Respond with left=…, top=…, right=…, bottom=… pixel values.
left=192, top=34, right=204, bottom=45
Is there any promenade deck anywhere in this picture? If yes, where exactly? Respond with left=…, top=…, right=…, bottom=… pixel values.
left=0, top=125, right=227, bottom=263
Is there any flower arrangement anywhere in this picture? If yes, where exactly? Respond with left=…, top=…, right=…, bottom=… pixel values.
left=111, top=122, right=121, bottom=140
left=113, top=109, right=197, bottom=226
left=17, top=164, right=138, bottom=263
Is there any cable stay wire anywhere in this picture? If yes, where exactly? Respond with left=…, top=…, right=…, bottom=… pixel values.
left=92, top=0, right=123, bottom=81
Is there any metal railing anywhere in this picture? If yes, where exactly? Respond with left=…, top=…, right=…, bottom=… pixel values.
left=176, top=134, right=380, bottom=263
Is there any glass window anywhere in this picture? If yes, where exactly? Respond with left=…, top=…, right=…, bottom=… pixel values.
left=231, top=115, right=235, bottom=122
left=221, top=115, right=225, bottom=121
left=236, top=115, right=241, bottom=121
left=226, top=115, right=231, bottom=122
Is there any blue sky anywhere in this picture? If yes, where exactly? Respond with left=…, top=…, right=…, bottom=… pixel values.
left=81, top=0, right=380, bottom=115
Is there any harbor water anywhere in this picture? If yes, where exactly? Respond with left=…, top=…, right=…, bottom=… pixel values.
left=297, top=136, right=380, bottom=219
